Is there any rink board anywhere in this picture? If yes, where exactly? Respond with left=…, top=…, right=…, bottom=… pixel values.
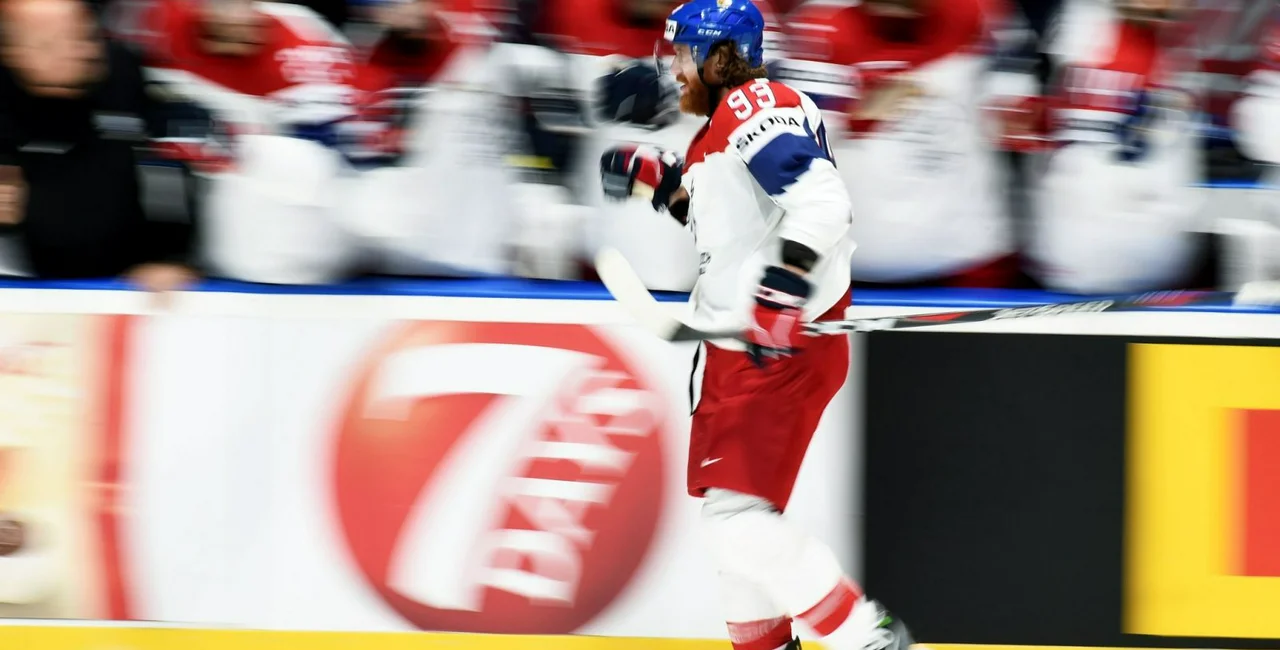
left=0, top=286, right=857, bottom=640
left=0, top=282, right=1272, bottom=647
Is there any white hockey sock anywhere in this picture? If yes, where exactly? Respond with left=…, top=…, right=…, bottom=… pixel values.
left=719, top=571, right=794, bottom=650
left=701, top=489, right=865, bottom=637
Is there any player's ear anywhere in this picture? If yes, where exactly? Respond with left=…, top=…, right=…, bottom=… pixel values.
left=704, top=46, right=726, bottom=85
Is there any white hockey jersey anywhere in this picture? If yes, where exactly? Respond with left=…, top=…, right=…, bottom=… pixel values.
left=679, top=79, right=855, bottom=351
left=1030, top=0, right=1205, bottom=294
left=779, top=0, right=1014, bottom=284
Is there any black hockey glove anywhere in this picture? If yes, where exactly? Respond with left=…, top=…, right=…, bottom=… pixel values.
left=596, top=59, right=679, bottom=128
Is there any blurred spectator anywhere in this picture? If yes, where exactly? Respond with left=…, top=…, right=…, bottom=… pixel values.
left=1196, top=0, right=1274, bottom=132
left=777, top=0, right=1019, bottom=288
left=497, top=0, right=679, bottom=288
left=352, top=0, right=567, bottom=278
left=0, top=0, right=198, bottom=289
left=1027, top=0, right=1205, bottom=293
left=122, top=0, right=369, bottom=284
left=50, top=0, right=1269, bottom=294
left=1232, top=6, right=1280, bottom=170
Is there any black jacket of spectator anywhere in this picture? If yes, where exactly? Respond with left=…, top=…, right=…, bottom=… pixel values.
left=0, top=39, right=195, bottom=279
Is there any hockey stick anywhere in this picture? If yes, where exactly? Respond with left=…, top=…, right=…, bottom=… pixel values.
left=595, top=247, right=1280, bottom=342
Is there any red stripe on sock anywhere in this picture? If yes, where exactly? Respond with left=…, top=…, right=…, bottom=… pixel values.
left=798, top=578, right=862, bottom=637
left=727, top=616, right=793, bottom=650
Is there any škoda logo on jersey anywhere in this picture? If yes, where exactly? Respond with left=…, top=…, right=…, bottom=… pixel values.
left=734, top=114, right=802, bottom=152
left=330, top=321, right=672, bottom=634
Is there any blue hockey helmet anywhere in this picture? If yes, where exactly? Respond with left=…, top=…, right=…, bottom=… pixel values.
left=662, top=0, right=766, bottom=70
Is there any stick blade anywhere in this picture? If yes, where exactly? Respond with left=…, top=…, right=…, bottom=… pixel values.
left=594, top=247, right=683, bottom=341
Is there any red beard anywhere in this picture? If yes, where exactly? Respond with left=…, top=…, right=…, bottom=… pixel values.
left=678, top=71, right=712, bottom=116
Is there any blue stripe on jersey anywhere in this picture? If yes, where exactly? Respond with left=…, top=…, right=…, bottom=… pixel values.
left=745, top=128, right=831, bottom=196
left=811, top=120, right=835, bottom=167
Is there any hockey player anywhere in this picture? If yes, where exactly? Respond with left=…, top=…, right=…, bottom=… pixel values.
left=776, top=0, right=1019, bottom=287
left=599, top=3, right=911, bottom=650
left=1027, top=0, right=1205, bottom=293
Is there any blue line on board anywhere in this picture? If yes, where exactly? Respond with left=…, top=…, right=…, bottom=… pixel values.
left=0, top=278, right=1275, bottom=314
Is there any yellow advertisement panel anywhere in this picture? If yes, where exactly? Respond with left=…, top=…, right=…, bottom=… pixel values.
left=1127, top=343, right=1280, bottom=638
left=0, top=627, right=732, bottom=650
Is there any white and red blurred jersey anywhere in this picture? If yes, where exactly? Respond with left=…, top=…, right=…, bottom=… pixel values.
left=105, top=0, right=371, bottom=284
left=1232, top=9, right=1280, bottom=165
left=1030, top=0, right=1204, bottom=294
left=1193, top=0, right=1276, bottom=129
left=352, top=7, right=504, bottom=163
left=345, top=8, right=532, bottom=278
left=130, top=0, right=361, bottom=136
left=780, top=0, right=1014, bottom=284
left=1229, top=7, right=1280, bottom=285
left=679, top=79, right=854, bottom=351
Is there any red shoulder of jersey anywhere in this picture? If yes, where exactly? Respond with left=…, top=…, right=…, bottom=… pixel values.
left=685, top=79, right=805, bottom=168
left=911, top=0, right=989, bottom=63
left=538, top=0, right=660, bottom=58
left=141, top=1, right=357, bottom=97
left=136, top=0, right=201, bottom=66
left=361, top=39, right=461, bottom=91
left=1050, top=26, right=1157, bottom=117
left=1262, top=18, right=1280, bottom=71
left=359, top=11, right=489, bottom=90
left=784, top=0, right=985, bottom=68
left=782, top=2, right=860, bottom=64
